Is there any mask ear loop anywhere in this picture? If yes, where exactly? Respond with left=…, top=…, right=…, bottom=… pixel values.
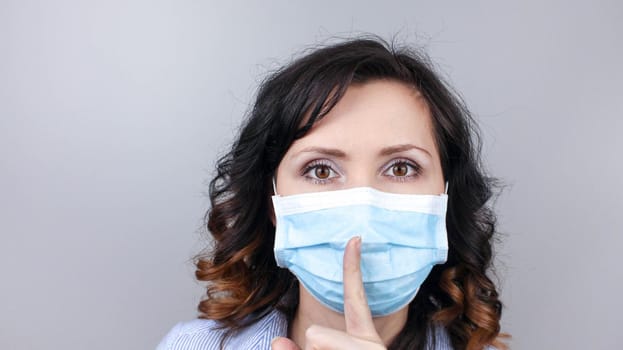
left=444, top=181, right=449, bottom=194
left=272, top=177, right=278, bottom=196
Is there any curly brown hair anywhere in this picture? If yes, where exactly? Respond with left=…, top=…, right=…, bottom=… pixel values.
left=195, top=36, right=508, bottom=350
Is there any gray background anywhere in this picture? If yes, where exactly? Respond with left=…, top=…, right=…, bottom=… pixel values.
left=1, top=0, right=621, bottom=349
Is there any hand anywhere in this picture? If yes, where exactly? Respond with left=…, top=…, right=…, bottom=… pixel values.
left=271, top=236, right=386, bottom=350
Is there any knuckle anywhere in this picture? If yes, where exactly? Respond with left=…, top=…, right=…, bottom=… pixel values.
left=345, top=287, right=366, bottom=303
left=344, top=257, right=360, bottom=273
left=304, top=324, right=322, bottom=341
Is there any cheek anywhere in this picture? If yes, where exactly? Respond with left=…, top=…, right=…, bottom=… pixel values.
left=274, top=165, right=285, bottom=194
left=274, top=163, right=296, bottom=196
left=429, top=163, right=446, bottom=194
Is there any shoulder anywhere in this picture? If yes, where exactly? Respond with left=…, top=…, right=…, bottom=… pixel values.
left=156, top=309, right=288, bottom=350
left=429, top=326, right=498, bottom=350
left=429, top=325, right=453, bottom=350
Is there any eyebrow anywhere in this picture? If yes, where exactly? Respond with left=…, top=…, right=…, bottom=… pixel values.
left=293, top=144, right=431, bottom=159
left=379, top=144, right=432, bottom=158
left=294, top=146, right=348, bottom=159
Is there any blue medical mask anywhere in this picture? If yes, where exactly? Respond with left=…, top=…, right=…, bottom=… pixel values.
left=271, top=184, right=449, bottom=317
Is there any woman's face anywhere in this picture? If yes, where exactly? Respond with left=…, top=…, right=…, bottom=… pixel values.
left=275, top=79, right=445, bottom=196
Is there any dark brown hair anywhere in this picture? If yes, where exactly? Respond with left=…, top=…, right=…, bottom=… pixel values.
left=196, top=36, right=507, bottom=350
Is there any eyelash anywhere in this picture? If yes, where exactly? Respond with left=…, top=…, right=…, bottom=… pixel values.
left=382, top=159, right=422, bottom=182
left=301, top=160, right=337, bottom=185
left=301, top=158, right=422, bottom=185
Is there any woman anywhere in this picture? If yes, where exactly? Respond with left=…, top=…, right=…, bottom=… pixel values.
left=157, top=37, right=506, bottom=350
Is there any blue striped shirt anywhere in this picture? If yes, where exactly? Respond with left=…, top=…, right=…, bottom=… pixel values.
left=157, top=309, right=287, bottom=350
left=156, top=308, right=457, bottom=349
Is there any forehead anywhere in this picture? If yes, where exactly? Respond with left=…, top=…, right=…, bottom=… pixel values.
left=286, top=80, right=439, bottom=157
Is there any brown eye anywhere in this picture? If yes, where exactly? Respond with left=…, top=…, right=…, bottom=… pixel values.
left=392, top=163, right=409, bottom=177
left=314, top=165, right=331, bottom=179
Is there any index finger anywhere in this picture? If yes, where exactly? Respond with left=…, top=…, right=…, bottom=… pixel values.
left=342, top=236, right=382, bottom=342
